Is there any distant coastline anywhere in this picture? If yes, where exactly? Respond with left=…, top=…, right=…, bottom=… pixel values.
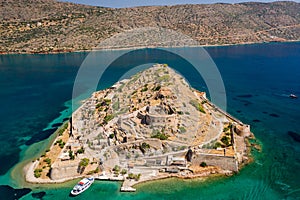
left=1, top=40, right=299, bottom=55
left=1, top=1, right=299, bottom=55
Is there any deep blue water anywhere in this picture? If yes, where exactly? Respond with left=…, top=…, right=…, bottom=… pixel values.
left=0, top=42, right=300, bottom=199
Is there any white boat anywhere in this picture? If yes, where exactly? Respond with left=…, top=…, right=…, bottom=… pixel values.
left=290, top=94, right=298, bottom=99
left=70, top=177, right=94, bottom=196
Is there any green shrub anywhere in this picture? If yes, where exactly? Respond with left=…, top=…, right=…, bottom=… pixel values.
left=140, top=142, right=150, bottom=154
left=113, top=165, right=120, bottom=173
left=141, top=86, right=148, bottom=92
left=141, top=142, right=150, bottom=149
left=158, top=75, right=170, bottom=82
left=109, top=133, right=115, bottom=139
left=79, top=158, right=89, bottom=167
left=104, top=114, right=114, bottom=123
left=213, top=142, right=222, bottom=149
left=43, top=158, right=51, bottom=165
left=151, top=132, right=168, bottom=140
left=152, top=85, right=161, bottom=91
left=58, top=122, right=68, bottom=136
left=69, top=150, right=75, bottom=160
left=177, top=111, right=184, bottom=115
left=223, top=127, right=230, bottom=132
left=221, top=136, right=230, bottom=147
left=178, top=127, right=186, bottom=133
left=200, top=162, right=207, bottom=167
left=87, top=167, right=99, bottom=175
left=59, top=142, right=65, bottom=149
left=190, top=99, right=206, bottom=113
left=104, top=99, right=111, bottom=104
left=127, top=173, right=141, bottom=181
left=76, top=147, right=85, bottom=154
left=121, top=169, right=127, bottom=175
left=34, top=169, right=42, bottom=178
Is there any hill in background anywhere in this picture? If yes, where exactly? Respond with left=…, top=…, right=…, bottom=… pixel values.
left=0, top=0, right=299, bottom=53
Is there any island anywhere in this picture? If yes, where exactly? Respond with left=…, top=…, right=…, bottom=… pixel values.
left=25, top=64, right=256, bottom=192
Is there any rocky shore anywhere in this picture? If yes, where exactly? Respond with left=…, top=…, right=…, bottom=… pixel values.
left=24, top=64, right=257, bottom=191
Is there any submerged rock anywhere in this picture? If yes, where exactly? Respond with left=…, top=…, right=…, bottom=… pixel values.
left=0, top=185, right=31, bottom=200
left=288, top=131, right=300, bottom=143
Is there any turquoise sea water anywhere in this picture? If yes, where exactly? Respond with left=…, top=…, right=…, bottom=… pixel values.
left=0, top=42, right=300, bottom=199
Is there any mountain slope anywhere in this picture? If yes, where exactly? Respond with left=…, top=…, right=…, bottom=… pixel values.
left=0, top=0, right=299, bottom=53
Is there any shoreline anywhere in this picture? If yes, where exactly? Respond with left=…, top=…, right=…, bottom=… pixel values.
left=18, top=129, right=252, bottom=190
left=16, top=64, right=259, bottom=193
left=1, top=40, right=299, bottom=55
left=19, top=103, right=257, bottom=192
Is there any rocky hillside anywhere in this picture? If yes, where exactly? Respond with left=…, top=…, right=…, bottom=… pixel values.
left=0, top=0, right=299, bottom=53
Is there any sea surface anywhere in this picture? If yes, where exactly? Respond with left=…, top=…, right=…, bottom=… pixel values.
left=0, top=42, right=299, bottom=200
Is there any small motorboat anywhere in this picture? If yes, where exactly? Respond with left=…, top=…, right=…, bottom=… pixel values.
left=289, top=94, right=298, bottom=99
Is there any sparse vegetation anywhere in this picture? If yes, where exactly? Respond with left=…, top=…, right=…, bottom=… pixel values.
left=190, top=99, right=206, bottom=113
left=178, top=126, right=186, bottom=133
left=43, top=158, right=51, bottom=166
left=141, top=86, right=148, bottom=92
left=128, top=173, right=141, bottom=181
left=104, top=114, right=114, bottom=123
left=177, top=111, right=184, bottom=115
left=121, top=169, right=127, bottom=175
left=58, top=122, right=68, bottom=136
left=1, top=1, right=299, bottom=54
left=113, top=165, right=121, bottom=175
left=140, top=142, right=150, bottom=153
left=223, top=126, right=230, bottom=133
left=221, top=136, right=231, bottom=147
left=69, top=150, right=75, bottom=160
left=87, top=167, right=99, bottom=175
left=96, top=103, right=102, bottom=109
left=151, top=130, right=168, bottom=140
left=76, top=147, right=85, bottom=154
left=109, top=133, right=115, bottom=139
left=152, top=85, right=161, bottom=91
left=79, top=158, right=89, bottom=167
left=112, top=100, right=120, bottom=111
left=55, top=139, right=65, bottom=149
left=104, top=99, right=111, bottom=105
left=200, top=162, right=207, bottom=167
left=34, top=168, right=42, bottom=178
left=158, top=75, right=170, bottom=82
left=213, top=142, right=222, bottom=149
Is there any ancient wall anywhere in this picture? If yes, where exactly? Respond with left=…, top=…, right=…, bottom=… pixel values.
left=50, top=162, right=79, bottom=180
left=148, top=114, right=176, bottom=126
left=192, top=154, right=238, bottom=172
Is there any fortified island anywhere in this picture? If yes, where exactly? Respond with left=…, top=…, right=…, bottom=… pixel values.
left=25, top=64, right=256, bottom=191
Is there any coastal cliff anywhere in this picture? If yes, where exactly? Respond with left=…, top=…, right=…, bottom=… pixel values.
left=26, top=64, right=256, bottom=191
left=0, top=0, right=300, bottom=53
